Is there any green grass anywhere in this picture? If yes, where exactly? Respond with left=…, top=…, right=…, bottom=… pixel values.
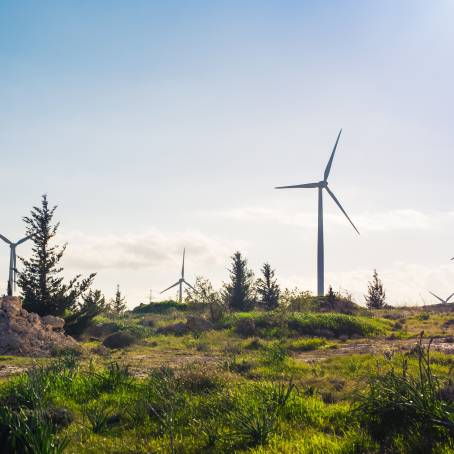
left=223, top=311, right=390, bottom=338
left=0, top=305, right=453, bottom=453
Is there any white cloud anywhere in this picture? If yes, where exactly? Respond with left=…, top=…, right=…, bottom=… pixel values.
left=60, top=229, right=239, bottom=271
left=210, top=207, right=454, bottom=233
left=306, top=263, right=454, bottom=307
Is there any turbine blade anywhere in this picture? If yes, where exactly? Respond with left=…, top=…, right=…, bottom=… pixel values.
left=0, top=234, right=12, bottom=245
left=183, top=280, right=196, bottom=292
left=275, top=182, right=320, bottom=189
left=325, top=187, right=360, bottom=235
left=160, top=281, right=180, bottom=294
left=182, top=248, right=185, bottom=279
left=323, top=129, right=342, bottom=181
left=446, top=293, right=454, bottom=303
left=16, top=234, right=34, bottom=246
left=429, top=291, right=445, bottom=304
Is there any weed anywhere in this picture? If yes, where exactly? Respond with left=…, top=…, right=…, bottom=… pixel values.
left=263, top=342, right=288, bottom=366
left=0, top=407, right=68, bottom=454
left=83, top=402, right=113, bottom=433
left=356, top=333, right=454, bottom=452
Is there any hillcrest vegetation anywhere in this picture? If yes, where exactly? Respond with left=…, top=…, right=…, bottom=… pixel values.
left=0, top=199, right=454, bottom=453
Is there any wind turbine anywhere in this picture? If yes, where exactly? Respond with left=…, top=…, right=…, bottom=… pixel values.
left=429, top=291, right=454, bottom=305
left=0, top=233, right=34, bottom=296
left=160, top=249, right=196, bottom=303
left=275, top=129, right=360, bottom=296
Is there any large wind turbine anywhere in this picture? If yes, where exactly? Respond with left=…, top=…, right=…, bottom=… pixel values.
left=275, top=129, right=360, bottom=296
left=429, top=291, right=454, bottom=305
left=160, top=249, right=196, bottom=303
left=0, top=234, right=34, bottom=296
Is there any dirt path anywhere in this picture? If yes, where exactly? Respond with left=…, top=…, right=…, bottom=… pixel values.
left=296, top=336, right=454, bottom=363
left=120, top=349, right=224, bottom=378
left=0, top=337, right=452, bottom=379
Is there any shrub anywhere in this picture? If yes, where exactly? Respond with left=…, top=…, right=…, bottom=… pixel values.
left=156, top=322, right=189, bottom=336
left=132, top=301, right=186, bottom=314
left=176, top=366, right=223, bottom=394
left=229, top=381, right=295, bottom=448
left=89, top=362, right=133, bottom=393
left=288, top=313, right=386, bottom=337
left=287, top=338, right=327, bottom=352
left=0, top=407, right=69, bottom=454
left=235, top=318, right=257, bottom=337
left=263, top=342, right=289, bottom=366
left=356, top=334, right=454, bottom=452
left=83, top=402, right=113, bottom=434
left=102, top=331, right=136, bottom=349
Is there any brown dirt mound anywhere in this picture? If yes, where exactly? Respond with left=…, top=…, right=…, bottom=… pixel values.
left=0, top=296, right=79, bottom=356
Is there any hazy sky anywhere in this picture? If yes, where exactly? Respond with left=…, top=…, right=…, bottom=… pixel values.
left=1, top=1, right=454, bottom=307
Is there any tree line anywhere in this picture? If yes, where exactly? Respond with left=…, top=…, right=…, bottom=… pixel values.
left=5, top=195, right=387, bottom=336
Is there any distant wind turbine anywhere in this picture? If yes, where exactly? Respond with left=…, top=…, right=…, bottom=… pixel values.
left=429, top=291, right=454, bottom=305
left=275, top=129, right=360, bottom=296
left=0, top=233, right=34, bottom=296
left=160, top=249, right=196, bottom=303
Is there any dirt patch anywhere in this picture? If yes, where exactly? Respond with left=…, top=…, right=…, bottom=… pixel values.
left=118, top=349, right=223, bottom=378
left=0, top=364, right=28, bottom=378
left=0, top=296, right=79, bottom=357
left=295, top=336, right=454, bottom=363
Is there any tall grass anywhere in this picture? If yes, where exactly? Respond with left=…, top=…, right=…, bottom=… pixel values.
left=356, top=333, right=454, bottom=452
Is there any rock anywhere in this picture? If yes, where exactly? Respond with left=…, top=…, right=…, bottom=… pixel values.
left=85, top=322, right=119, bottom=338
left=235, top=318, right=257, bottom=337
left=0, top=296, right=78, bottom=357
left=140, top=318, right=155, bottom=327
left=186, top=315, right=214, bottom=333
left=156, top=322, right=189, bottom=336
left=41, top=315, right=65, bottom=331
left=45, top=406, right=74, bottom=428
left=91, top=344, right=110, bottom=356
left=102, top=331, right=136, bottom=349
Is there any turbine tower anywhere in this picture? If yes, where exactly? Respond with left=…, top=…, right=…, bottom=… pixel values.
left=275, top=129, right=359, bottom=296
left=0, top=234, right=34, bottom=296
left=429, top=291, right=454, bottom=305
left=160, top=249, right=196, bottom=303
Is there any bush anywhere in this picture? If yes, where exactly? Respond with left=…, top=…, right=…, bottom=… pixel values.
left=0, top=407, right=69, bottom=454
left=287, top=338, right=327, bottom=352
left=102, top=332, right=136, bottom=349
left=83, top=402, right=113, bottom=434
left=132, top=301, right=186, bottom=314
left=288, top=313, right=386, bottom=338
left=175, top=366, right=223, bottom=394
left=356, top=335, right=454, bottom=452
left=235, top=318, right=257, bottom=337
left=229, top=381, right=295, bottom=448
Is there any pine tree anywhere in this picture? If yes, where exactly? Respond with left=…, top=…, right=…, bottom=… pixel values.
left=327, top=286, right=337, bottom=304
left=223, top=251, right=255, bottom=311
left=256, top=263, right=280, bottom=310
left=18, top=195, right=103, bottom=333
left=365, top=270, right=386, bottom=309
left=111, top=284, right=127, bottom=314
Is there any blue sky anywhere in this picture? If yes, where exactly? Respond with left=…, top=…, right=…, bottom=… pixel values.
left=1, top=1, right=454, bottom=306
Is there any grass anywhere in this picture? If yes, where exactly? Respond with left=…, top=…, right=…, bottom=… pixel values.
left=0, top=305, right=453, bottom=452
left=355, top=335, right=454, bottom=453
left=223, top=311, right=391, bottom=338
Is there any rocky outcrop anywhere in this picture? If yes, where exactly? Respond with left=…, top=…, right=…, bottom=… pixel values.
left=0, top=296, right=79, bottom=356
